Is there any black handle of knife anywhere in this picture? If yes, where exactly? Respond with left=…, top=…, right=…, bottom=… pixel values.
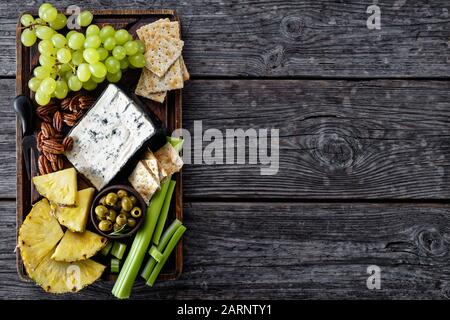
left=13, top=95, right=35, bottom=135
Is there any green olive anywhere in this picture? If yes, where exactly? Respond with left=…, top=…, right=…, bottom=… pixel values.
left=121, top=197, right=133, bottom=211
left=95, top=205, right=109, bottom=218
left=117, top=189, right=128, bottom=198
left=105, top=192, right=118, bottom=206
left=129, top=195, right=137, bottom=206
left=116, top=213, right=127, bottom=226
left=130, top=207, right=142, bottom=218
left=98, top=220, right=112, bottom=232
left=113, top=199, right=122, bottom=211
left=113, top=223, right=122, bottom=232
left=106, top=209, right=117, bottom=222
left=120, top=209, right=130, bottom=217
left=127, top=218, right=137, bottom=228
left=99, top=196, right=107, bottom=206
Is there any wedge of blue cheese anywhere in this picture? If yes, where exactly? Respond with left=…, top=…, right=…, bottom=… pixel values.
left=65, top=84, right=156, bottom=190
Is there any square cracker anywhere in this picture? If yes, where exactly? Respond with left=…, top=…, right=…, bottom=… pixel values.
left=139, top=59, right=184, bottom=93
left=154, top=142, right=183, bottom=177
left=135, top=73, right=167, bottom=103
left=128, top=161, right=159, bottom=205
left=137, top=20, right=180, bottom=44
left=145, top=36, right=184, bottom=77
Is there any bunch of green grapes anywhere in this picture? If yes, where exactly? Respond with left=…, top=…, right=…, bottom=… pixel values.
left=21, top=2, right=147, bottom=106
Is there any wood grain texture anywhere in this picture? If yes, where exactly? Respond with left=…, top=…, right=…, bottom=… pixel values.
left=3, top=200, right=450, bottom=299
left=2, top=0, right=450, bottom=77
left=2, top=78, right=450, bottom=199
left=182, top=79, right=450, bottom=199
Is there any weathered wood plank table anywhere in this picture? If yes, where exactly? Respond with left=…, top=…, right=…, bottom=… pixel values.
left=1, top=0, right=450, bottom=299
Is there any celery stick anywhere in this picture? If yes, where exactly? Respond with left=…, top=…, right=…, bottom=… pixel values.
left=152, top=180, right=176, bottom=246
left=141, top=219, right=182, bottom=281
left=100, top=242, right=113, bottom=256
left=149, top=246, right=163, bottom=262
left=167, top=136, right=184, bottom=153
left=111, top=242, right=127, bottom=260
left=146, top=225, right=186, bottom=286
left=111, top=179, right=171, bottom=299
left=111, top=258, right=120, bottom=273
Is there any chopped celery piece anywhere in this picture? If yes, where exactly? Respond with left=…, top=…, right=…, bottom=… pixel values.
left=100, top=242, right=112, bottom=256
left=152, top=180, right=176, bottom=246
left=111, top=242, right=127, bottom=260
left=146, top=225, right=186, bottom=286
left=112, top=179, right=171, bottom=299
left=111, top=258, right=120, bottom=273
left=167, top=136, right=183, bottom=153
left=141, top=219, right=182, bottom=281
left=149, top=246, right=163, bottom=262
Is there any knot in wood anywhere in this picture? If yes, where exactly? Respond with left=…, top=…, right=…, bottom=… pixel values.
left=314, top=133, right=355, bottom=170
left=416, top=227, right=448, bottom=257
left=280, top=16, right=304, bottom=39
left=263, top=45, right=285, bottom=71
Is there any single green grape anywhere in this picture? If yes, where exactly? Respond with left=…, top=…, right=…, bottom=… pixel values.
left=77, top=63, right=91, bottom=82
left=106, top=70, right=122, bottom=83
left=51, top=33, right=67, bottom=48
left=90, top=74, right=105, bottom=83
left=39, top=54, right=56, bottom=67
left=82, top=78, right=97, bottom=91
left=20, top=14, right=34, bottom=27
left=83, top=48, right=100, bottom=64
left=68, top=32, right=85, bottom=50
left=57, top=48, right=72, bottom=64
left=66, top=30, right=77, bottom=41
left=38, top=39, right=55, bottom=55
left=99, top=25, right=115, bottom=42
left=86, top=25, right=100, bottom=36
left=135, top=40, right=145, bottom=53
left=97, top=47, right=109, bottom=61
left=105, top=56, right=120, bottom=74
left=35, top=18, right=46, bottom=25
left=35, top=89, right=51, bottom=106
left=38, top=3, right=53, bottom=19
left=54, top=80, right=69, bottom=99
left=68, top=75, right=82, bottom=91
left=35, top=25, right=54, bottom=40
left=49, top=13, right=67, bottom=30
left=39, top=78, right=57, bottom=94
left=77, top=11, right=93, bottom=27
left=89, top=62, right=107, bottom=78
left=63, top=71, right=73, bottom=82
left=84, top=35, right=101, bottom=49
left=42, top=6, right=57, bottom=23
left=71, top=50, right=84, bottom=66
left=112, top=46, right=126, bottom=60
left=103, top=37, right=116, bottom=51
left=114, top=29, right=129, bottom=45
left=21, top=28, right=36, bottom=47
left=128, top=53, right=146, bottom=68
left=124, top=40, right=139, bottom=56
left=28, top=77, right=41, bottom=92
left=33, top=66, right=51, bottom=79
left=119, top=58, right=129, bottom=70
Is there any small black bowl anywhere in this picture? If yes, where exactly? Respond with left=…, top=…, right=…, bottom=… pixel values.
left=91, top=184, right=146, bottom=239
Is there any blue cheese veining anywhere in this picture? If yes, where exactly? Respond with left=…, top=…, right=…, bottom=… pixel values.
left=65, top=84, right=156, bottom=190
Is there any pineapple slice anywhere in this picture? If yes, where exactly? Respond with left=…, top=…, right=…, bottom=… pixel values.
left=53, top=187, right=95, bottom=232
left=29, top=250, right=105, bottom=294
left=32, top=168, right=77, bottom=205
left=18, top=199, right=64, bottom=274
left=51, top=230, right=107, bottom=262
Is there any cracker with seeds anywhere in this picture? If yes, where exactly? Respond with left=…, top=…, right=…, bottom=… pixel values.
left=138, top=59, right=184, bottom=93
left=137, top=20, right=180, bottom=44
left=144, top=36, right=184, bottom=77
left=135, top=71, right=167, bottom=103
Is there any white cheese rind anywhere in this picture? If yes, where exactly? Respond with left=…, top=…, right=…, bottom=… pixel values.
left=65, top=84, right=156, bottom=190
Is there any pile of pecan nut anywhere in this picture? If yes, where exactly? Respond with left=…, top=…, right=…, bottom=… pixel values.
left=36, top=93, right=95, bottom=175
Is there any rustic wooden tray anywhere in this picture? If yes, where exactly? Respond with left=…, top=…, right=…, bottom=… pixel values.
left=15, top=9, right=183, bottom=283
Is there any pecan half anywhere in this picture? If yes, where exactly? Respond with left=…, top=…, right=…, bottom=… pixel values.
left=42, top=150, right=57, bottom=162
left=57, top=156, right=65, bottom=170
left=53, top=111, right=63, bottom=132
left=62, top=136, right=74, bottom=152
left=38, top=155, right=52, bottom=175
left=41, top=122, right=55, bottom=139
left=37, top=114, right=53, bottom=123
left=41, top=139, right=65, bottom=154
left=36, top=103, right=59, bottom=116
